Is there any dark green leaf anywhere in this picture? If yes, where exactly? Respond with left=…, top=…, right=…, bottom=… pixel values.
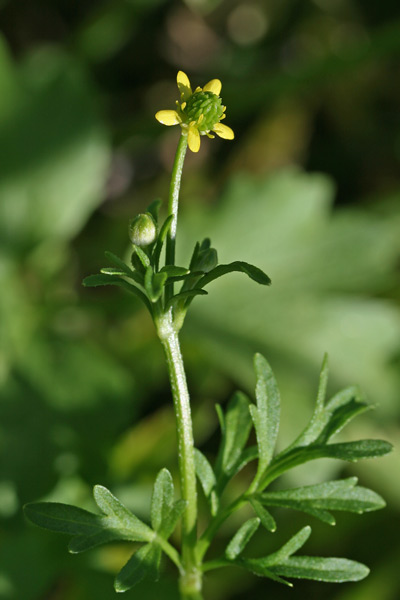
left=114, top=542, right=161, bottom=592
left=133, top=245, right=151, bottom=268
left=153, top=214, right=173, bottom=269
left=68, top=529, right=125, bottom=554
left=145, top=266, right=167, bottom=302
left=269, top=556, right=369, bottom=582
left=214, top=392, right=253, bottom=491
left=93, top=485, right=154, bottom=542
left=261, top=440, right=393, bottom=489
left=194, top=449, right=219, bottom=515
left=158, top=499, right=187, bottom=540
left=250, top=354, right=280, bottom=485
left=197, top=261, right=271, bottom=290
left=259, top=477, right=385, bottom=523
left=165, top=289, right=208, bottom=312
left=249, top=497, right=276, bottom=532
left=146, top=198, right=162, bottom=222
left=24, top=502, right=102, bottom=536
left=160, top=265, right=189, bottom=277
left=225, top=518, right=260, bottom=560
left=82, top=274, right=150, bottom=310
left=151, top=468, right=174, bottom=532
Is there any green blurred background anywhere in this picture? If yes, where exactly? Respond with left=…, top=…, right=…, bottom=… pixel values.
left=0, top=0, right=399, bottom=598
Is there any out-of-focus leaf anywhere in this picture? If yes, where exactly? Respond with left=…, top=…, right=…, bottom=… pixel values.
left=0, top=40, right=109, bottom=253
left=180, top=170, right=400, bottom=422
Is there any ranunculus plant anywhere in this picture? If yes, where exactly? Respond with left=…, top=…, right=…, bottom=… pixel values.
left=24, top=72, right=392, bottom=600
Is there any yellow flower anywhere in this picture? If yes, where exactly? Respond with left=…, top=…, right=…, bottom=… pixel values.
left=155, top=71, right=235, bottom=153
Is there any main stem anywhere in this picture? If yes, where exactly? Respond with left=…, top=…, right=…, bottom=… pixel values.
left=158, top=132, right=202, bottom=598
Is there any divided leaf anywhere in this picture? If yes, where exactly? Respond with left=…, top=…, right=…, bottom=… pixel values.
left=258, top=477, right=385, bottom=525
left=250, top=354, right=280, bottom=486
left=24, top=486, right=154, bottom=555
left=260, top=439, right=392, bottom=489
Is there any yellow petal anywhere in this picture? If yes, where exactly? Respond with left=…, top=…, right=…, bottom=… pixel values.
left=155, top=110, right=181, bottom=126
left=188, top=127, right=201, bottom=153
left=177, top=71, right=192, bottom=101
left=213, top=122, right=234, bottom=140
left=203, top=79, right=222, bottom=96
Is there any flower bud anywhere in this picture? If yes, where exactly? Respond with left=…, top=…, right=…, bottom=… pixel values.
left=129, top=213, right=157, bottom=247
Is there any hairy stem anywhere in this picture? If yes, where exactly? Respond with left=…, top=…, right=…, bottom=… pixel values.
left=165, top=132, right=188, bottom=300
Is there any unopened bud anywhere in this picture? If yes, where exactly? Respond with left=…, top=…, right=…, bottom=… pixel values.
left=129, top=213, right=157, bottom=247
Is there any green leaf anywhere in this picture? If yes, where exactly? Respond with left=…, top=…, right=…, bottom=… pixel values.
left=165, top=289, right=208, bottom=312
left=249, top=354, right=280, bottom=485
left=151, top=468, right=174, bottom=532
left=225, top=518, right=260, bottom=560
left=214, top=391, right=253, bottom=491
left=249, top=497, right=277, bottom=532
left=104, top=251, right=136, bottom=276
left=145, top=266, right=167, bottom=302
left=158, top=499, right=187, bottom=540
left=153, top=214, right=173, bottom=269
left=196, top=261, right=271, bottom=291
left=82, top=274, right=151, bottom=310
left=269, top=556, right=369, bottom=583
left=259, top=477, right=385, bottom=524
left=24, top=488, right=154, bottom=555
left=114, top=542, right=161, bottom=592
left=24, top=502, right=103, bottom=537
left=93, top=485, right=154, bottom=542
left=133, top=245, right=151, bottom=268
left=239, top=527, right=311, bottom=583
left=260, top=439, right=393, bottom=488
left=194, top=449, right=219, bottom=515
left=146, top=198, right=162, bottom=222
left=289, top=382, right=370, bottom=452
left=160, top=265, right=189, bottom=278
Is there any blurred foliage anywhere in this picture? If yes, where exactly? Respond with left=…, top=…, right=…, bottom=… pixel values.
left=0, top=0, right=399, bottom=599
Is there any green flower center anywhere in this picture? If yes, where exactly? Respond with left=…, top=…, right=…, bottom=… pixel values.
left=184, top=91, right=224, bottom=132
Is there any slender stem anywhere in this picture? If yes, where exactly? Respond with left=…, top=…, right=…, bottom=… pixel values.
left=165, top=133, right=188, bottom=300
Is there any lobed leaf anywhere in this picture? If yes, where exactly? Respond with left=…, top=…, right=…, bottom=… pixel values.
left=214, top=391, right=253, bottom=492
left=259, top=477, right=385, bottom=524
left=194, top=449, right=219, bottom=515
left=145, top=266, right=167, bottom=302
left=151, top=469, right=174, bottom=532
left=260, top=439, right=392, bottom=489
left=250, top=354, right=280, bottom=485
left=225, top=518, right=260, bottom=560
left=93, top=485, right=153, bottom=542
left=114, top=542, right=161, bottom=592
